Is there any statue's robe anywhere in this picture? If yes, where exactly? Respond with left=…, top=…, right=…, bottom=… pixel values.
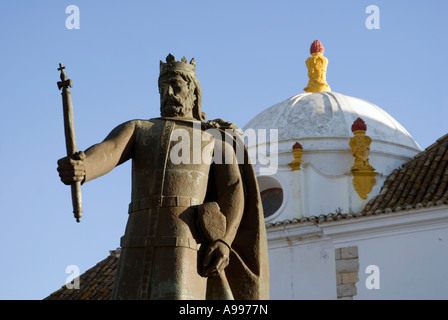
left=104, top=117, right=269, bottom=300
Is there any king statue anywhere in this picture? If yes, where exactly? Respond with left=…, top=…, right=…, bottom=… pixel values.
left=56, top=54, right=270, bottom=300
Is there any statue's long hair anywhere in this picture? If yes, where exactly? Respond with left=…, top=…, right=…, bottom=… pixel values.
left=184, top=72, right=206, bottom=122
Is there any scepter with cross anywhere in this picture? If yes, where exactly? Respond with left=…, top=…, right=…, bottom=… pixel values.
left=57, top=63, right=82, bottom=222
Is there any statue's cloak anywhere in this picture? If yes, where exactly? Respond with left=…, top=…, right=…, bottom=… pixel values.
left=203, top=120, right=270, bottom=300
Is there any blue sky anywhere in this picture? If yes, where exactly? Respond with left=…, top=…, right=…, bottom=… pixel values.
left=0, top=0, right=447, bottom=299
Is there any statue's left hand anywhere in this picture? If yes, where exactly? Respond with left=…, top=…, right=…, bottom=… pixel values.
left=202, top=240, right=230, bottom=277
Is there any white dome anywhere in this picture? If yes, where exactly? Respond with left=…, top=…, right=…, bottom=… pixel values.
left=243, top=91, right=422, bottom=222
left=244, top=91, right=421, bottom=155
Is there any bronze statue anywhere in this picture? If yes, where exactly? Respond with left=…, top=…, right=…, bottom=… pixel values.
left=57, top=54, right=270, bottom=300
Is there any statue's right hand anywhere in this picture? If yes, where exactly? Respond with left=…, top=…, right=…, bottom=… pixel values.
left=57, top=151, right=86, bottom=185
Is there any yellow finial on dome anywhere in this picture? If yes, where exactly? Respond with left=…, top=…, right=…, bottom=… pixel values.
left=304, top=40, right=331, bottom=93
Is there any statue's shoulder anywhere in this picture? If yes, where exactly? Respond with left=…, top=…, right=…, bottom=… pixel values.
left=203, top=119, right=249, bottom=157
left=203, top=118, right=242, bottom=134
left=129, top=118, right=161, bottom=130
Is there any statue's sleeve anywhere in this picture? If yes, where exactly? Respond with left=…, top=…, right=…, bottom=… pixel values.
left=212, top=139, right=245, bottom=247
left=83, top=120, right=136, bottom=183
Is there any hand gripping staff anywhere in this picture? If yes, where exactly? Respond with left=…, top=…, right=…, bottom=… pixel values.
left=57, top=63, right=82, bottom=222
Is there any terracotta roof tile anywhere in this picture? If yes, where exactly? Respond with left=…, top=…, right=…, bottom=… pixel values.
left=44, top=249, right=120, bottom=300
left=363, top=133, right=448, bottom=214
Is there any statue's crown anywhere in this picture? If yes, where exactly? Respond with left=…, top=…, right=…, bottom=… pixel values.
left=160, top=53, right=196, bottom=76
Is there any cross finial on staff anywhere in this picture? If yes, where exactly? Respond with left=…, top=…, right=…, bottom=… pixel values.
left=57, top=62, right=72, bottom=89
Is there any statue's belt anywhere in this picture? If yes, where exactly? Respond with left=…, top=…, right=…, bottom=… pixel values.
left=124, top=198, right=226, bottom=250
left=128, top=196, right=201, bottom=213
left=120, top=235, right=201, bottom=250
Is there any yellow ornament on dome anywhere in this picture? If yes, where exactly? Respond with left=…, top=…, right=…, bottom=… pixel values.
left=349, top=118, right=377, bottom=200
left=288, top=142, right=303, bottom=171
left=304, top=40, right=331, bottom=93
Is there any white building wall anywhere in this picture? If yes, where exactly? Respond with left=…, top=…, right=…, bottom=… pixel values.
left=353, top=227, right=448, bottom=299
left=266, top=206, right=448, bottom=300
left=322, top=206, right=448, bottom=300
left=267, top=224, right=337, bottom=299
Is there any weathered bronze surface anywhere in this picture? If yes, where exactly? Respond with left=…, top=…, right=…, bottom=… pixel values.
left=57, top=54, right=270, bottom=300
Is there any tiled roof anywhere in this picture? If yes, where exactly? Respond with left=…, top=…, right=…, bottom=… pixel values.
left=266, top=212, right=367, bottom=228
left=44, top=249, right=119, bottom=300
left=363, top=133, right=448, bottom=214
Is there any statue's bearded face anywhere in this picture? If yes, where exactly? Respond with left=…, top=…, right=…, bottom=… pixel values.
left=159, top=73, right=196, bottom=118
